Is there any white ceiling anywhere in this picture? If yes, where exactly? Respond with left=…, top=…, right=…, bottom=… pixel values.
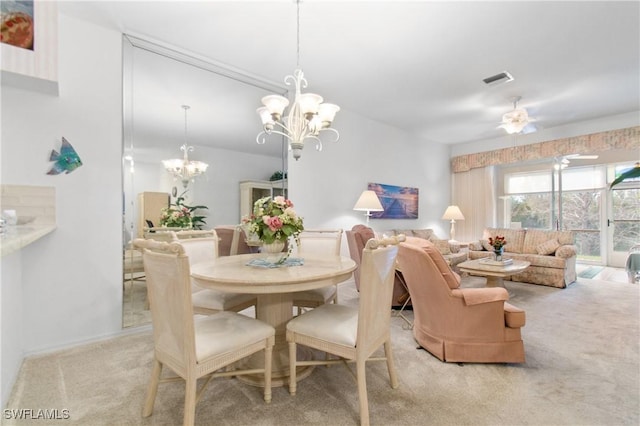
left=60, top=1, right=640, bottom=155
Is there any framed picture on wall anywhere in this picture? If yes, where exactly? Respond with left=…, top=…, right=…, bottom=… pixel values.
left=368, top=182, right=419, bottom=219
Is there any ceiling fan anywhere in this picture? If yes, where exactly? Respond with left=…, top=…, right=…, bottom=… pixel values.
left=499, top=96, right=537, bottom=135
left=555, top=153, right=600, bottom=169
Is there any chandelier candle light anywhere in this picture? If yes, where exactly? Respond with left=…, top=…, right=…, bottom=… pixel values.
left=163, top=105, right=209, bottom=188
left=256, top=0, right=339, bottom=161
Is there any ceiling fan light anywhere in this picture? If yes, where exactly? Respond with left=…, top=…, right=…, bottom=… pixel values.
left=499, top=121, right=527, bottom=134
left=500, top=106, right=530, bottom=134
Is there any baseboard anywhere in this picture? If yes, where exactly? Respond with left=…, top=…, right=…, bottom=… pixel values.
left=23, top=324, right=152, bottom=358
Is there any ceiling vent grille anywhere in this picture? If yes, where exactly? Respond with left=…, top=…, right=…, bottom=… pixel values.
left=483, top=71, right=514, bottom=86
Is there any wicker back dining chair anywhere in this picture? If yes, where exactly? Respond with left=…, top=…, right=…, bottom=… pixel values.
left=170, top=231, right=257, bottom=316
left=133, top=238, right=274, bottom=426
left=286, top=235, right=404, bottom=426
left=291, top=229, right=344, bottom=314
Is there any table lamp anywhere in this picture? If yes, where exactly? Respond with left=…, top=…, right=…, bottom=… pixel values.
left=353, top=190, right=384, bottom=224
left=442, top=205, right=465, bottom=242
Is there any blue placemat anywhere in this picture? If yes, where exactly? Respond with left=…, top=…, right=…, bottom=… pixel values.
left=246, top=257, right=305, bottom=268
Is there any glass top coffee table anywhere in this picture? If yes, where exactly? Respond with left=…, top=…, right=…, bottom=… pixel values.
left=458, top=258, right=531, bottom=289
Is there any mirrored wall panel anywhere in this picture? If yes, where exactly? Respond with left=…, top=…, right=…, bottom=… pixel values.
left=122, top=35, right=288, bottom=328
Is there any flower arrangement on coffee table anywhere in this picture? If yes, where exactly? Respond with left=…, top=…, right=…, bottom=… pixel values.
left=489, top=236, right=507, bottom=260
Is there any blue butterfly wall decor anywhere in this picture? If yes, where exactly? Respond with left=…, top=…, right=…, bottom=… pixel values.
left=47, top=137, right=83, bottom=175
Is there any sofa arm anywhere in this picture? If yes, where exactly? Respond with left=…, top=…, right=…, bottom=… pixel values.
left=451, top=287, right=509, bottom=306
left=468, top=240, right=484, bottom=251
left=555, top=244, right=577, bottom=259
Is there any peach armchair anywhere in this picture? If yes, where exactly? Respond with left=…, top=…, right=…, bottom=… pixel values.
left=397, top=241, right=526, bottom=363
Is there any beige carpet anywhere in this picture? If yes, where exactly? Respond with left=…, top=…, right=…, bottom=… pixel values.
left=6, top=277, right=639, bottom=425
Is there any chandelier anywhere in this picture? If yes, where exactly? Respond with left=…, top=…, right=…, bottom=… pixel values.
left=499, top=96, right=531, bottom=134
left=162, top=105, right=208, bottom=188
left=256, top=0, right=339, bottom=161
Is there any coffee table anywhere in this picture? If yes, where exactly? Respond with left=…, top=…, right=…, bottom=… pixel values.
left=458, top=258, right=530, bottom=289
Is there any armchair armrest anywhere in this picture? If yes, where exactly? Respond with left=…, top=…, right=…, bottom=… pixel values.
left=555, top=244, right=577, bottom=258
left=451, top=287, right=509, bottom=306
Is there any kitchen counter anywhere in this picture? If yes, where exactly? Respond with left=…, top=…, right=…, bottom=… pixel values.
left=1, top=225, right=57, bottom=257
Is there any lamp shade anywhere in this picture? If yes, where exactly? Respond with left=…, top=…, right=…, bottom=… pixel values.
left=442, top=205, right=465, bottom=221
left=353, top=190, right=384, bottom=212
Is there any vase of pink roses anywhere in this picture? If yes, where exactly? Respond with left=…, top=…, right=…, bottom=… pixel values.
left=246, top=196, right=304, bottom=262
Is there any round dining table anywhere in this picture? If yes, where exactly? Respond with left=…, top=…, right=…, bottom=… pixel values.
left=191, top=253, right=357, bottom=387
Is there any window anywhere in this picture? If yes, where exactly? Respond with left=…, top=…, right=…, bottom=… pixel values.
left=505, top=166, right=606, bottom=259
left=505, top=170, right=554, bottom=229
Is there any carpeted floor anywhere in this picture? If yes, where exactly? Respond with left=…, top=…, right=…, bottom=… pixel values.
left=6, top=276, right=639, bottom=425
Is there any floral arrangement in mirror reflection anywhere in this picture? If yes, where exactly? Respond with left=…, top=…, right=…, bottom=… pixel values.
left=245, top=196, right=304, bottom=245
left=159, top=191, right=208, bottom=229
left=159, top=205, right=192, bottom=228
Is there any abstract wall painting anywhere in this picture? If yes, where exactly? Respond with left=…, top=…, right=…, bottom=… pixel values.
left=368, top=182, right=419, bottom=219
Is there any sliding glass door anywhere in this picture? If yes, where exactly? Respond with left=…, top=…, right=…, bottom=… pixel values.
left=608, top=186, right=640, bottom=267
left=504, top=162, right=640, bottom=266
left=562, top=189, right=603, bottom=263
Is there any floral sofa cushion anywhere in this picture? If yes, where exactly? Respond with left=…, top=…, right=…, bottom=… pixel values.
left=536, top=238, right=561, bottom=255
left=522, top=229, right=574, bottom=254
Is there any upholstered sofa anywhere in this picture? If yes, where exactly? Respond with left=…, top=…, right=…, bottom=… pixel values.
left=468, top=227, right=577, bottom=288
left=383, top=228, right=468, bottom=269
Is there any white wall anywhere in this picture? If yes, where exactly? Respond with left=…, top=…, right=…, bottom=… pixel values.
left=1, top=14, right=122, bottom=406
left=289, top=108, right=452, bottom=250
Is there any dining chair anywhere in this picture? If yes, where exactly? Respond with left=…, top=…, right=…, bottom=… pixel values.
left=291, top=229, right=343, bottom=314
left=215, top=225, right=253, bottom=256
left=133, top=238, right=274, bottom=426
left=169, top=231, right=257, bottom=316
left=286, top=235, right=404, bottom=426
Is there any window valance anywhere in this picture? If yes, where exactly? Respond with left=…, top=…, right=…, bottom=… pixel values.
left=451, top=126, right=639, bottom=173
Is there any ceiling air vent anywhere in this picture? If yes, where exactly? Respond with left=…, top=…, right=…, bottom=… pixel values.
left=483, top=71, right=514, bottom=86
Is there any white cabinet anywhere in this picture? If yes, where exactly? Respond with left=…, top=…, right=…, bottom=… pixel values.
left=239, top=180, right=287, bottom=220
left=136, top=192, right=169, bottom=237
